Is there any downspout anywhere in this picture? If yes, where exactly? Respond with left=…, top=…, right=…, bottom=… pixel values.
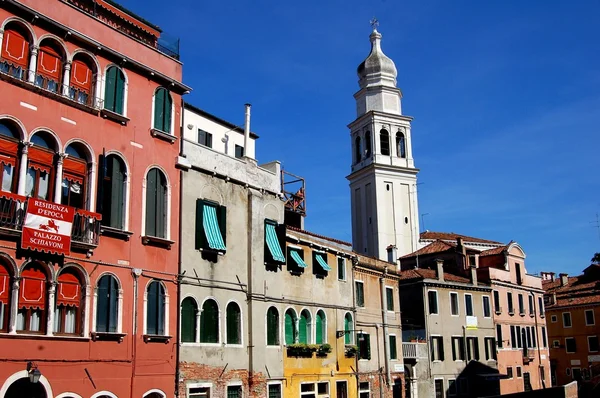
left=351, top=257, right=359, bottom=394
left=174, top=98, right=185, bottom=397
left=380, top=267, right=391, bottom=392
left=129, top=268, right=140, bottom=398
left=375, top=324, right=384, bottom=398
left=247, top=188, right=256, bottom=392
left=422, top=284, right=431, bottom=379
left=532, top=292, right=545, bottom=389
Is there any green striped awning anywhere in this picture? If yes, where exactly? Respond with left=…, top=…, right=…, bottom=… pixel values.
left=315, top=253, right=332, bottom=271
left=203, top=204, right=226, bottom=251
left=290, top=250, right=308, bottom=268
left=265, top=223, right=285, bottom=262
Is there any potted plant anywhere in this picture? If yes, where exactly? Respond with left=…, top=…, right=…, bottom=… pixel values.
left=345, top=345, right=358, bottom=358
left=317, top=343, right=332, bottom=357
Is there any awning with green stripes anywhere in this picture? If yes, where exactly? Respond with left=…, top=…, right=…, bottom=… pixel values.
left=290, top=250, right=308, bottom=268
left=265, top=223, right=285, bottom=262
left=203, top=204, right=226, bottom=251
left=315, top=252, right=332, bottom=271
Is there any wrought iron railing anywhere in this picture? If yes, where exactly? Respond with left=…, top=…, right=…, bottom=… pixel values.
left=0, top=193, right=27, bottom=231
left=71, top=209, right=102, bottom=246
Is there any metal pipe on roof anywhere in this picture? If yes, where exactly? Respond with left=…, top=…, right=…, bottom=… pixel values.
left=244, top=103, right=251, bottom=159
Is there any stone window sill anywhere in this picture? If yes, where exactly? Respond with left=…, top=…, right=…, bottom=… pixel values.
left=144, top=334, right=172, bottom=344
left=101, top=226, right=134, bottom=241
left=91, top=332, right=126, bottom=342
left=142, top=235, right=174, bottom=249
left=101, top=108, right=130, bottom=125
left=150, top=128, right=177, bottom=144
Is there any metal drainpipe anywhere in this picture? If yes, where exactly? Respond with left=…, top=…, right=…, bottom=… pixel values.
left=531, top=292, right=545, bottom=389
left=174, top=99, right=185, bottom=397
left=246, top=189, right=255, bottom=391
left=380, top=267, right=391, bottom=393
left=129, top=269, right=140, bottom=398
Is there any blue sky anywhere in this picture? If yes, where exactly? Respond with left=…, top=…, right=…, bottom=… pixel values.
left=121, top=0, right=600, bottom=276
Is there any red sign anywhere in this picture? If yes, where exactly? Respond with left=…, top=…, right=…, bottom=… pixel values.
left=21, top=198, right=75, bottom=256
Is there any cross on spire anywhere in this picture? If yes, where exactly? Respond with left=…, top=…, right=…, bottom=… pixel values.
left=370, top=17, right=379, bottom=31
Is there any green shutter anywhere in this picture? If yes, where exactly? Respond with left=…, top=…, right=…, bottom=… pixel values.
left=110, top=156, right=124, bottom=229
left=344, top=314, right=351, bottom=344
left=366, top=334, right=371, bottom=359
left=285, top=312, right=294, bottom=345
left=147, top=282, right=158, bottom=335
left=163, top=90, right=172, bottom=133
left=181, top=298, right=196, bottom=343
left=96, top=275, right=109, bottom=332
left=154, top=88, right=165, bottom=131
left=145, top=169, right=157, bottom=236
left=298, top=312, right=307, bottom=344
left=195, top=200, right=206, bottom=250
left=227, top=303, right=241, bottom=344
left=218, top=205, right=227, bottom=247
left=104, top=66, right=116, bottom=112
left=267, top=307, right=279, bottom=345
left=155, top=171, right=166, bottom=238
left=200, top=300, right=219, bottom=343
left=108, top=276, right=118, bottom=332
left=114, top=68, right=125, bottom=114
left=316, top=311, right=323, bottom=344
left=387, top=288, right=394, bottom=311
left=390, top=335, right=397, bottom=360
left=157, top=283, right=165, bottom=335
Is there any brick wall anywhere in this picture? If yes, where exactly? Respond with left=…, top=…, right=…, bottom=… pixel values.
left=178, top=362, right=267, bottom=398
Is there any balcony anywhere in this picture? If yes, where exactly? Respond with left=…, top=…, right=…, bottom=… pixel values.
left=522, top=347, right=535, bottom=364
left=402, top=342, right=428, bottom=360
left=0, top=192, right=102, bottom=252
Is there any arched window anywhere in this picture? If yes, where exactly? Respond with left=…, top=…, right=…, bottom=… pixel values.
left=104, top=66, right=126, bottom=115
left=284, top=308, right=297, bottom=345
left=153, top=87, right=172, bottom=134
left=35, top=39, right=64, bottom=93
left=315, top=310, right=326, bottom=344
left=17, top=263, right=48, bottom=333
left=380, top=129, right=390, bottom=156
left=0, top=261, right=12, bottom=331
left=146, top=280, right=166, bottom=335
left=354, top=136, right=362, bottom=163
left=145, top=168, right=167, bottom=238
left=266, top=306, right=279, bottom=346
left=0, top=120, right=21, bottom=193
left=26, top=132, right=56, bottom=201
left=396, top=131, right=406, bottom=158
left=226, top=302, right=241, bottom=345
left=180, top=297, right=197, bottom=343
left=344, top=313, right=353, bottom=344
left=63, top=143, right=88, bottom=209
left=299, top=309, right=311, bottom=344
left=365, top=131, right=372, bottom=158
left=200, top=299, right=219, bottom=343
left=96, top=274, right=119, bottom=333
left=100, top=154, right=126, bottom=229
left=0, top=22, right=31, bottom=80
left=55, top=268, right=83, bottom=335
left=69, top=53, right=96, bottom=106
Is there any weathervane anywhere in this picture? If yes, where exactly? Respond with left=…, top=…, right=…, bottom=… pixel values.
left=370, top=17, right=379, bottom=31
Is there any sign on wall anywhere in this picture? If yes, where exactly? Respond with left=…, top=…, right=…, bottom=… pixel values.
left=21, top=198, right=75, bottom=256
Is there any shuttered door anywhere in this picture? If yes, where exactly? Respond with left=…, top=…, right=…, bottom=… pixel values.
left=163, top=91, right=172, bottom=133
left=298, top=313, right=307, bottom=344
left=104, top=66, right=116, bottom=112
left=226, top=303, right=240, bottom=344
left=181, top=298, right=196, bottom=343
left=153, top=89, right=165, bottom=131
left=145, top=169, right=157, bottom=236
left=200, top=300, right=218, bottom=343
left=285, top=312, right=294, bottom=345
left=155, top=171, right=166, bottom=238
left=157, top=283, right=165, bottom=335
left=96, top=275, right=109, bottom=332
left=146, top=282, right=159, bottom=335
left=109, top=156, right=124, bottom=228
left=315, top=312, right=323, bottom=344
left=114, top=69, right=125, bottom=114
left=344, top=314, right=351, bottom=344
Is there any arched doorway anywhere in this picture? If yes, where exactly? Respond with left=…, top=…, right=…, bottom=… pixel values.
left=5, top=377, right=47, bottom=398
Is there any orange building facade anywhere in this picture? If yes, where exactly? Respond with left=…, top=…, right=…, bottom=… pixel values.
left=0, top=1, right=188, bottom=397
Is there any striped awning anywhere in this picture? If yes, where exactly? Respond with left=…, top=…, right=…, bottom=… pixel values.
left=202, top=204, right=226, bottom=251
left=265, top=223, right=285, bottom=262
left=290, top=250, right=308, bottom=268
left=315, top=253, right=332, bottom=271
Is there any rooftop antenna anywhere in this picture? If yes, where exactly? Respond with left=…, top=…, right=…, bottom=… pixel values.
left=591, top=213, right=600, bottom=243
left=421, top=213, right=429, bottom=231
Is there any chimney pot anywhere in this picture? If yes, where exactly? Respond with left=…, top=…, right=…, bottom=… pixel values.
left=470, top=264, right=478, bottom=286
left=435, top=259, right=444, bottom=282
left=559, top=273, right=569, bottom=286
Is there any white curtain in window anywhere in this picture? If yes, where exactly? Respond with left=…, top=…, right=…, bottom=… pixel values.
left=54, top=307, right=61, bottom=332
left=30, top=310, right=40, bottom=331
left=25, top=168, right=35, bottom=196
left=38, top=172, right=49, bottom=200
left=0, top=303, right=4, bottom=327
left=2, top=164, right=12, bottom=192
left=16, top=310, right=25, bottom=330
left=65, top=308, right=76, bottom=333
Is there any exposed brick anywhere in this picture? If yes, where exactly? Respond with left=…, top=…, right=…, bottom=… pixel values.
left=178, top=362, right=267, bottom=398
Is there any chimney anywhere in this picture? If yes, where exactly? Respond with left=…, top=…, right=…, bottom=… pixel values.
left=386, top=245, right=398, bottom=267
left=470, top=264, right=478, bottom=286
left=541, top=271, right=555, bottom=282
left=435, top=259, right=444, bottom=282
left=243, top=103, right=251, bottom=159
left=559, top=273, right=569, bottom=286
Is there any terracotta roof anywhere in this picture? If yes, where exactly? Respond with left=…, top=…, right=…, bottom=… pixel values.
left=543, top=267, right=600, bottom=308
left=479, top=245, right=508, bottom=256
left=398, top=268, right=474, bottom=284
left=420, top=231, right=503, bottom=245
left=400, top=240, right=455, bottom=259
left=287, top=226, right=352, bottom=247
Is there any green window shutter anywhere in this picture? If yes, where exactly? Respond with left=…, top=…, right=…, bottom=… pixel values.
left=163, top=90, right=172, bottom=133
left=387, top=289, right=394, bottom=311
left=96, top=275, right=109, bottom=332
left=114, top=68, right=125, bottom=115
left=157, top=283, right=165, bottom=335
left=181, top=298, right=196, bottom=342
left=366, top=334, right=371, bottom=359
left=218, top=205, right=227, bottom=247
left=195, top=200, right=206, bottom=250
left=390, top=335, right=397, bottom=360
left=298, top=313, right=307, bottom=344
left=267, top=307, right=279, bottom=345
left=206, top=132, right=212, bottom=148
left=344, top=314, right=351, bottom=344
left=154, top=88, right=165, bottom=131
left=109, top=156, right=124, bottom=229
left=285, top=312, right=294, bottom=345
left=315, top=311, right=323, bottom=344
left=200, top=300, right=219, bottom=343
left=145, top=169, right=157, bottom=236
left=227, top=303, right=241, bottom=344
left=104, top=66, right=116, bottom=112
left=147, top=282, right=158, bottom=335
left=155, top=171, right=166, bottom=238
left=108, top=276, right=118, bottom=332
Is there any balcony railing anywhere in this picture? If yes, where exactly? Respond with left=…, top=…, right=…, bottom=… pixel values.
left=402, top=342, right=428, bottom=359
left=0, top=193, right=102, bottom=250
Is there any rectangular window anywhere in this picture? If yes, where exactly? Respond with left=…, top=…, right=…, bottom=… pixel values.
left=359, top=382, right=370, bottom=398
left=518, top=294, right=524, bottom=315
left=317, top=382, right=329, bottom=396
left=507, top=292, right=514, bottom=314
left=234, top=144, right=244, bottom=159
left=515, top=262, right=523, bottom=284
left=553, top=340, right=560, bottom=348
left=335, top=381, right=348, bottom=398
left=355, top=281, right=364, bottom=307
left=189, top=386, right=211, bottom=398
left=358, top=333, right=371, bottom=360
left=267, top=383, right=281, bottom=398
left=542, top=326, right=547, bottom=348
left=510, top=325, right=516, bottom=348
left=507, top=367, right=513, bottom=379
left=337, top=257, right=346, bottom=281
left=264, top=219, right=286, bottom=266
left=551, top=315, right=557, bottom=323
left=226, top=385, right=242, bottom=398
left=434, top=379, right=444, bottom=398
left=198, top=129, right=213, bottom=148
left=585, top=309, right=595, bottom=326
left=466, top=337, right=479, bottom=361
left=448, top=379, right=457, bottom=396
left=287, top=247, right=307, bottom=274
left=588, top=336, right=599, bottom=353
left=389, top=334, right=398, bottom=360
left=300, top=383, right=315, bottom=397
left=563, top=312, right=572, bottom=328
left=528, top=295, right=534, bottom=316
left=312, top=251, right=332, bottom=276
left=483, top=296, right=491, bottom=318
left=386, top=287, right=394, bottom=311
left=538, top=296, right=545, bottom=316
left=517, top=367, right=522, bottom=378
left=484, top=337, right=497, bottom=360
left=431, top=336, right=444, bottom=361
left=496, top=324, right=503, bottom=348
left=451, top=336, right=465, bottom=361
left=565, top=337, right=576, bottom=353
left=516, top=326, right=522, bottom=348
left=450, top=292, right=459, bottom=316
left=493, top=290, right=501, bottom=313
left=465, top=294, right=473, bottom=316
left=195, top=200, right=227, bottom=252
left=428, top=290, right=439, bottom=315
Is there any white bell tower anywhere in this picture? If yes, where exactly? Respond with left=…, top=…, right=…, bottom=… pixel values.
left=347, top=23, right=420, bottom=260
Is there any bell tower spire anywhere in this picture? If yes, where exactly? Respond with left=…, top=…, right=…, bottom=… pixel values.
left=347, top=22, right=420, bottom=261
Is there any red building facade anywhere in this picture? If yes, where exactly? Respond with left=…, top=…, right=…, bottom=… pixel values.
left=0, top=1, right=188, bottom=397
